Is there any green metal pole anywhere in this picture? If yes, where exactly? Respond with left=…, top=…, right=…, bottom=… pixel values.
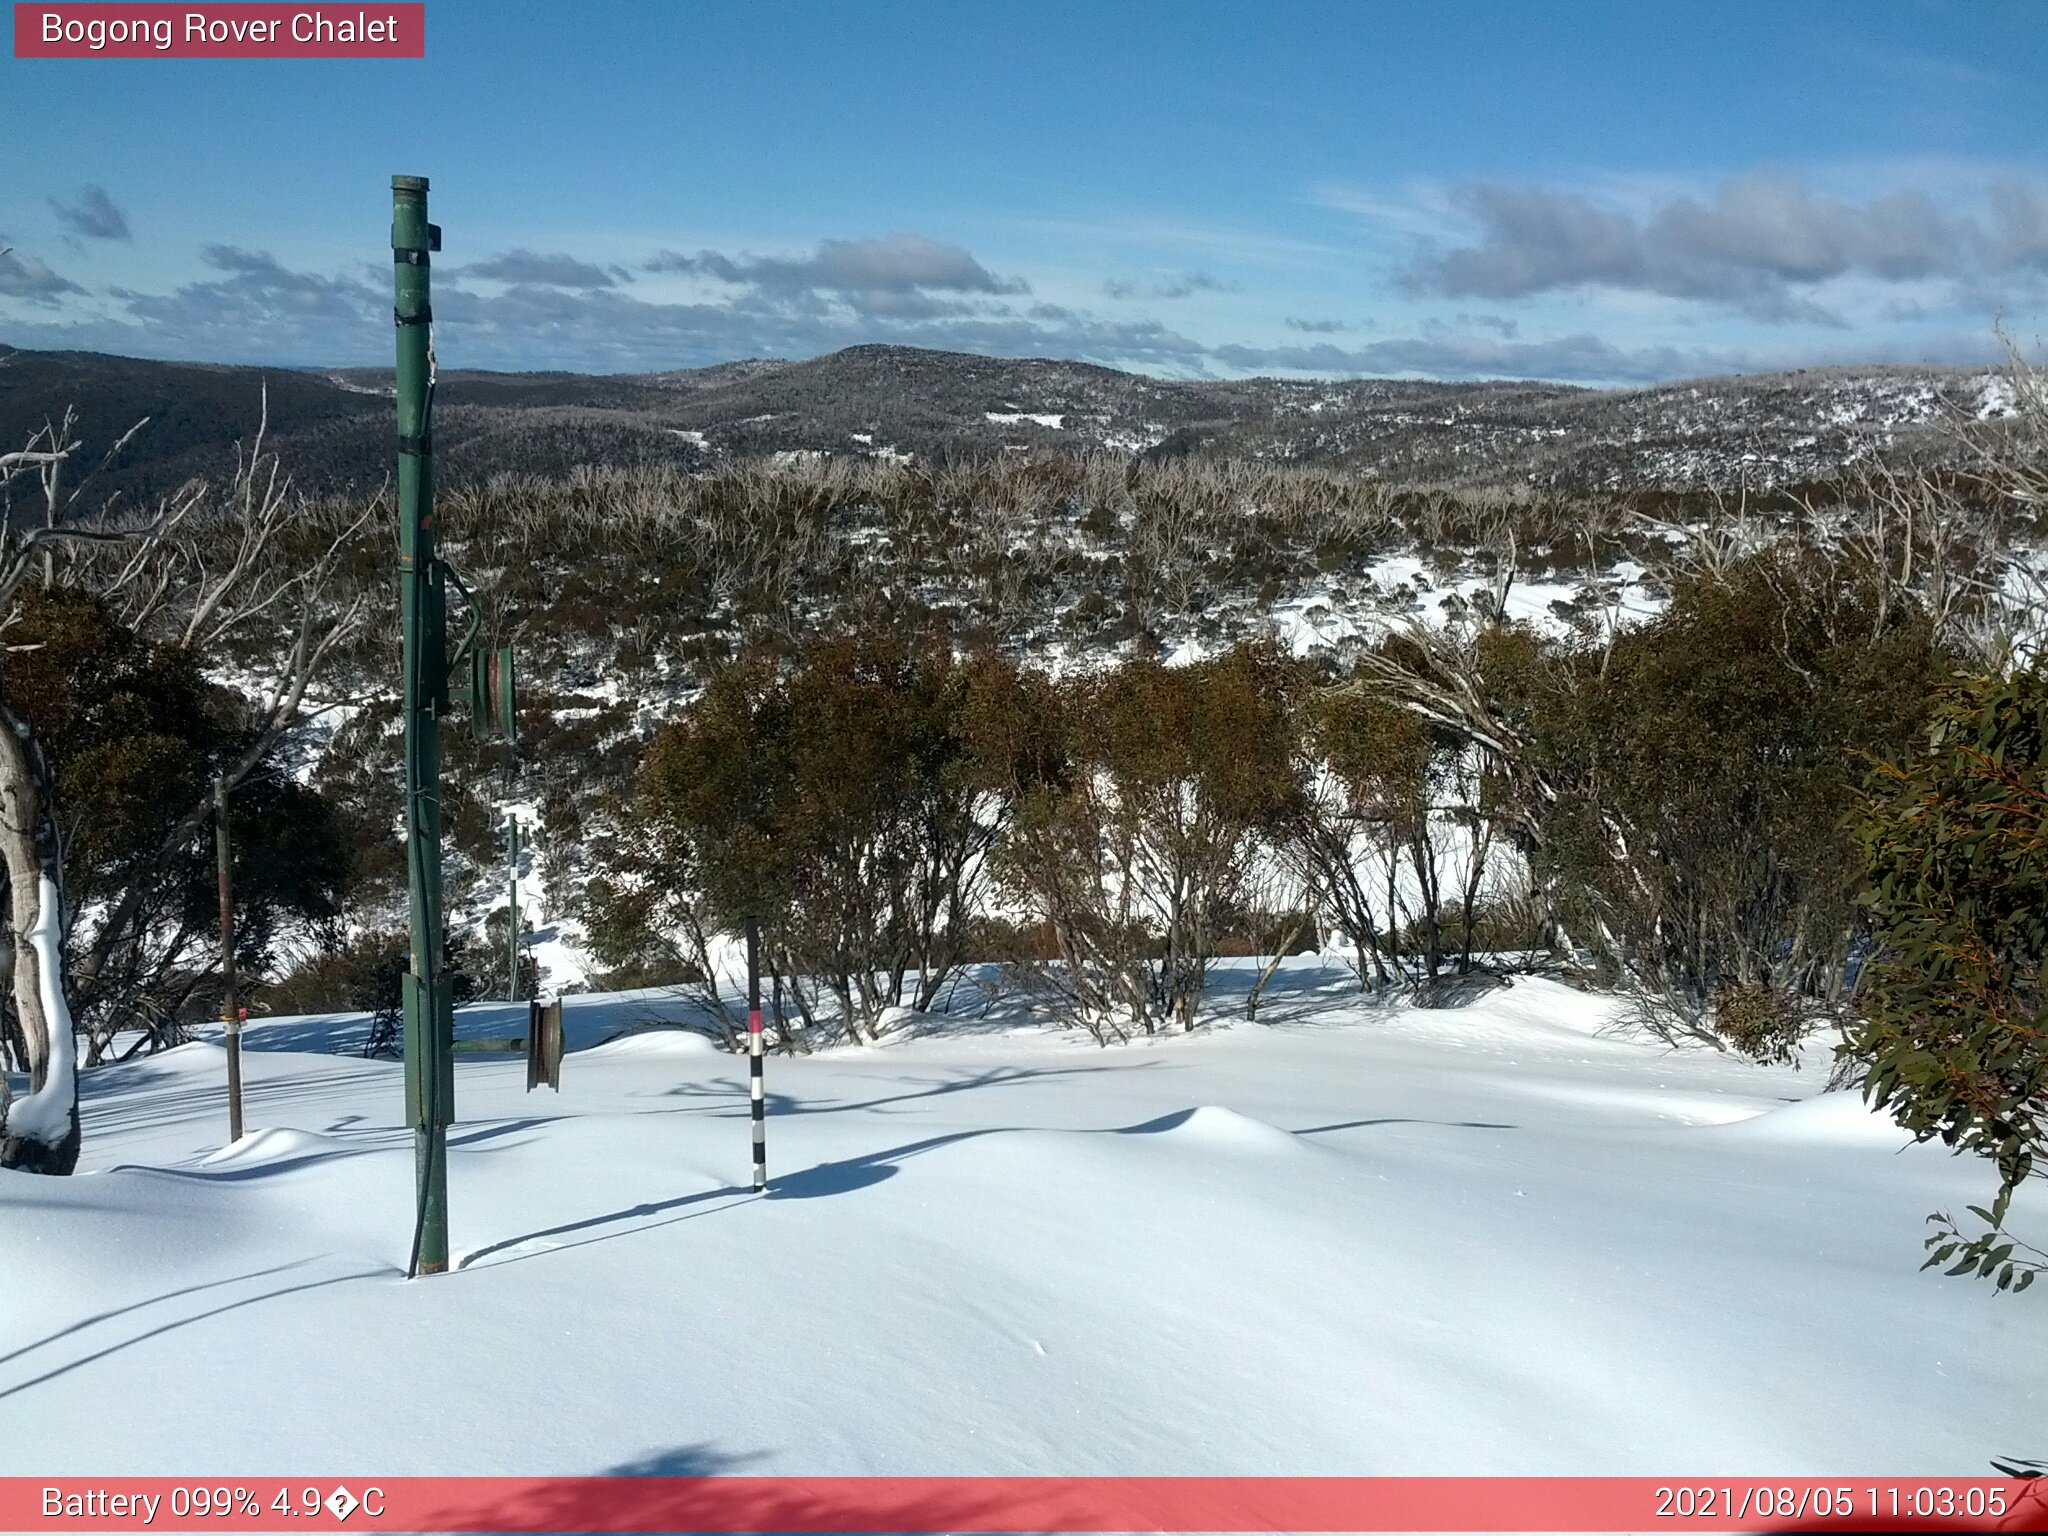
left=393, top=174, right=451, bottom=1277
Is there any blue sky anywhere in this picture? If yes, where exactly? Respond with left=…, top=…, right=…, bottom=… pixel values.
left=3, top=0, right=2046, bottom=382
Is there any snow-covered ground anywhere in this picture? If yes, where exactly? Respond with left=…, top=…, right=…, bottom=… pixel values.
left=2, top=962, right=2040, bottom=1477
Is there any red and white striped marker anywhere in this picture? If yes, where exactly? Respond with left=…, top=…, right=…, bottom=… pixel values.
left=746, top=918, right=766, bottom=1192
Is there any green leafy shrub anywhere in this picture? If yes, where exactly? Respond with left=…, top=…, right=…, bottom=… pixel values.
left=1845, top=670, right=2048, bottom=1292
left=1711, top=984, right=1808, bottom=1067
left=1494, top=551, right=1946, bottom=1038
left=4, top=585, right=350, bottom=1053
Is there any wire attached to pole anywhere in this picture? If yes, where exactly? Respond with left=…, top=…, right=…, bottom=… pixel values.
left=405, top=1120, right=440, bottom=1281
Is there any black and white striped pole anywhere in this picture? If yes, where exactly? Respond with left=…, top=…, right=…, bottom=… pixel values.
left=746, top=916, right=766, bottom=1192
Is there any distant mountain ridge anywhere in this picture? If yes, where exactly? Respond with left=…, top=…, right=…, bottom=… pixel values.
left=0, top=341, right=2017, bottom=508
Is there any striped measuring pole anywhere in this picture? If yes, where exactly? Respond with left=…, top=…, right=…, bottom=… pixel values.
left=746, top=917, right=766, bottom=1191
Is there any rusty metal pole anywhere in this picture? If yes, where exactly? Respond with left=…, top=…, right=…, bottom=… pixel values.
left=212, top=774, right=244, bottom=1143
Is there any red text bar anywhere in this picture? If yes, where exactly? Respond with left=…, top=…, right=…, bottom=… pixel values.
left=4, top=1477, right=2047, bottom=1532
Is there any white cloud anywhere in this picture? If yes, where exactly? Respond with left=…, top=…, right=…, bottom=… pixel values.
left=1379, top=170, right=2048, bottom=324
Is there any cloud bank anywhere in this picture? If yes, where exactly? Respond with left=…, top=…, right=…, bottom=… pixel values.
left=644, top=233, right=1027, bottom=319
left=2, top=185, right=2038, bottom=384
left=1398, top=171, right=2048, bottom=324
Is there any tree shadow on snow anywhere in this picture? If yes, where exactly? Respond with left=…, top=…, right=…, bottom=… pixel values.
left=97, top=1115, right=551, bottom=1185
left=463, top=1099, right=1399, bottom=1267
left=0, top=1257, right=388, bottom=1404
left=659, top=1061, right=1144, bottom=1121
left=435, top=1441, right=1021, bottom=1535
left=0, top=1259, right=318, bottom=1371
left=455, top=1184, right=760, bottom=1270
left=1293, top=1116, right=1517, bottom=1134
left=468, top=1123, right=1015, bottom=1262
left=602, top=1444, right=768, bottom=1475
left=765, top=1128, right=1004, bottom=1201
left=397, top=1443, right=766, bottom=1535
left=465, top=1127, right=998, bottom=1265
left=1101, top=1108, right=1517, bottom=1136
left=78, top=1063, right=392, bottom=1144
left=660, top=1079, right=806, bottom=1116
left=767, top=1101, right=1377, bottom=1199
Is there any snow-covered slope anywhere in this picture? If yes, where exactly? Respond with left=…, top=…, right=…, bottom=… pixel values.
left=2, top=964, right=2038, bottom=1477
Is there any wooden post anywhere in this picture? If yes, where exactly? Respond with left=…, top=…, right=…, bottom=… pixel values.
left=212, top=774, right=244, bottom=1143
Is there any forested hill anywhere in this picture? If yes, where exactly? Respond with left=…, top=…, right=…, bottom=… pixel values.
left=0, top=341, right=2018, bottom=509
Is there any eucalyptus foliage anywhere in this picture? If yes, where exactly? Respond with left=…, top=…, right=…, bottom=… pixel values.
left=1846, top=670, right=2048, bottom=1292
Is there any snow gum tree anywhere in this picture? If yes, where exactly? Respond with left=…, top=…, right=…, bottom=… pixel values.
left=1518, top=553, right=1944, bottom=1046
left=998, top=646, right=1299, bottom=1038
left=0, top=416, right=158, bottom=1174
left=1369, top=553, right=1945, bottom=1050
left=0, top=708, right=74, bottom=1174
left=0, top=400, right=368, bottom=1173
left=1282, top=675, right=1433, bottom=991
left=610, top=631, right=1050, bottom=1042
left=3, top=586, right=348, bottom=1064
left=1846, top=671, right=2048, bottom=1292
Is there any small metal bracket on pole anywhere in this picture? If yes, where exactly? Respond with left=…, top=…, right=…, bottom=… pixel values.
left=212, top=774, right=244, bottom=1144
left=467, top=646, right=517, bottom=743
left=526, top=998, right=563, bottom=1092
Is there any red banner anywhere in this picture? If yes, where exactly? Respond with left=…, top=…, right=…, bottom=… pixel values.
left=13, top=4, right=423, bottom=58
left=3, top=1477, right=2046, bottom=1533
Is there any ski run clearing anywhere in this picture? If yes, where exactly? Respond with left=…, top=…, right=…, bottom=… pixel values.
left=2, top=961, right=2041, bottom=1478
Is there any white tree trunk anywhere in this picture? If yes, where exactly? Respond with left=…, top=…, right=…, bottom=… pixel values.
left=0, top=702, right=79, bottom=1174
left=1, top=877, right=79, bottom=1171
